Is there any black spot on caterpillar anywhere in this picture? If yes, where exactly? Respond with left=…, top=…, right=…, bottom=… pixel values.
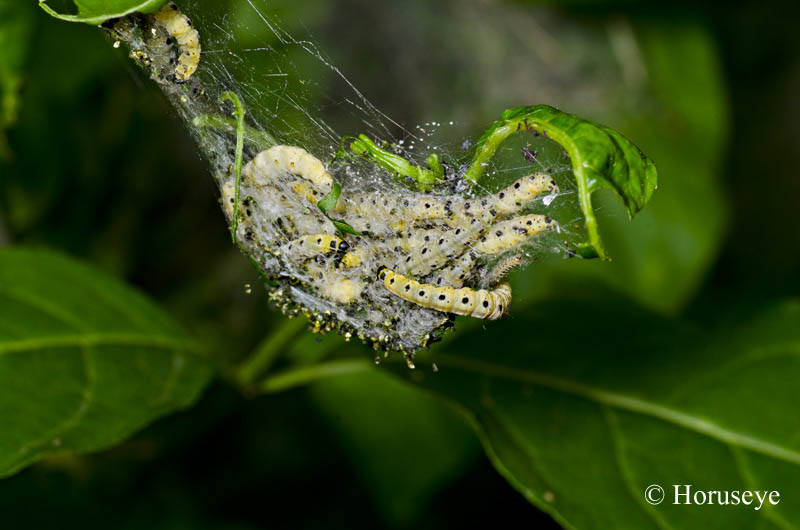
left=378, top=267, right=511, bottom=320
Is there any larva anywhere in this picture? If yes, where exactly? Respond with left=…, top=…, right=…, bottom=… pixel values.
left=490, top=173, right=558, bottom=215
left=331, top=192, right=450, bottom=231
left=425, top=215, right=553, bottom=288
left=481, top=255, right=528, bottom=289
left=283, top=234, right=348, bottom=261
left=377, top=267, right=512, bottom=320
left=243, top=146, right=333, bottom=196
left=392, top=220, right=487, bottom=277
left=473, top=214, right=555, bottom=254
left=306, top=263, right=362, bottom=304
left=153, top=2, right=201, bottom=82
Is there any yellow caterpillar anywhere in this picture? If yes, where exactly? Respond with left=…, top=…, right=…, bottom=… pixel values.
left=284, top=234, right=347, bottom=258
left=306, top=263, right=362, bottom=304
left=282, top=234, right=369, bottom=269
left=377, top=266, right=512, bottom=320
left=153, top=2, right=201, bottom=82
left=473, top=214, right=554, bottom=254
left=243, top=145, right=333, bottom=196
left=330, top=173, right=557, bottom=233
left=424, top=214, right=554, bottom=288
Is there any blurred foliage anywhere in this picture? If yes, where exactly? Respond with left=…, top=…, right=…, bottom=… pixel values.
left=1, top=0, right=800, bottom=528
left=0, top=0, right=34, bottom=161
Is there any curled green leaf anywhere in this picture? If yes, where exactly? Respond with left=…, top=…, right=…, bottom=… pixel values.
left=465, top=105, right=658, bottom=259
left=38, top=0, right=169, bottom=24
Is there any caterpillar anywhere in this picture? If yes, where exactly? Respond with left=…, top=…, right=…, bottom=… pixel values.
left=221, top=142, right=561, bottom=353
left=377, top=266, right=512, bottom=320
left=332, top=172, right=557, bottom=226
left=283, top=234, right=348, bottom=260
left=473, top=214, right=555, bottom=254
left=243, top=146, right=333, bottom=195
left=392, top=220, right=488, bottom=277
left=422, top=214, right=554, bottom=288
left=481, top=255, right=528, bottom=289
left=280, top=233, right=372, bottom=269
left=153, top=2, right=201, bottom=82
left=306, top=263, right=362, bottom=304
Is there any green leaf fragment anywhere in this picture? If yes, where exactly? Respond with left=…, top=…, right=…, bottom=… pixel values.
left=317, top=182, right=362, bottom=236
left=0, top=248, right=213, bottom=478
left=38, top=0, right=169, bottom=24
left=345, top=134, right=445, bottom=192
left=317, top=182, right=342, bottom=214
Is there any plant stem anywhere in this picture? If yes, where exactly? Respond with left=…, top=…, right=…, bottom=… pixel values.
left=236, top=316, right=308, bottom=385
left=218, top=92, right=246, bottom=243
left=258, top=359, right=372, bottom=394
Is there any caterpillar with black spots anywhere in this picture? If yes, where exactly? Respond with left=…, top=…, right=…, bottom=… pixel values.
left=377, top=266, right=512, bottom=320
left=153, top=2, right=201, bottom=82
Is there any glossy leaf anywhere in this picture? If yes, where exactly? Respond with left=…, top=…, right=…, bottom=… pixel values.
left=38, top=0, right=169, bottom=25
left=0, top=248, right=213, bottom=477
left=465, top=105, right=657, bottom=259
left=395, top=295, right=800, bottom=529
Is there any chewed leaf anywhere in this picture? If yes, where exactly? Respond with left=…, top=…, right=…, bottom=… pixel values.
left=0, top=248, right=213, bottom=477
left=38, top=0, right=169, bottom=24
left=465, top=105, right=658, bottom=259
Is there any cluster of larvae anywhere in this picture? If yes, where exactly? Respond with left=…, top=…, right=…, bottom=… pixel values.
left=222, top=145, right=559, bottom=353
left=101, top=1, right=563, bottom=356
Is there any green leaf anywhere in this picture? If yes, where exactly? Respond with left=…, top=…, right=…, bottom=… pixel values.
left=38, top=0, right=169, bottom=25
left=0, top=248, right=213, bottom=477
left=317, top=183, right=362, bottom=236
left=395, top=295, right=800, bottom=529
left=0, top=0, right=34, bottom=160
left=316, top=182, right=342, bottom=214
left=331, top=220, right=360, bottom=236
left=465, top=105, right=657, bottom=259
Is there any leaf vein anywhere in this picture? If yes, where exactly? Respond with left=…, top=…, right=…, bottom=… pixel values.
left=435, top=354, right=800, bottom=466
